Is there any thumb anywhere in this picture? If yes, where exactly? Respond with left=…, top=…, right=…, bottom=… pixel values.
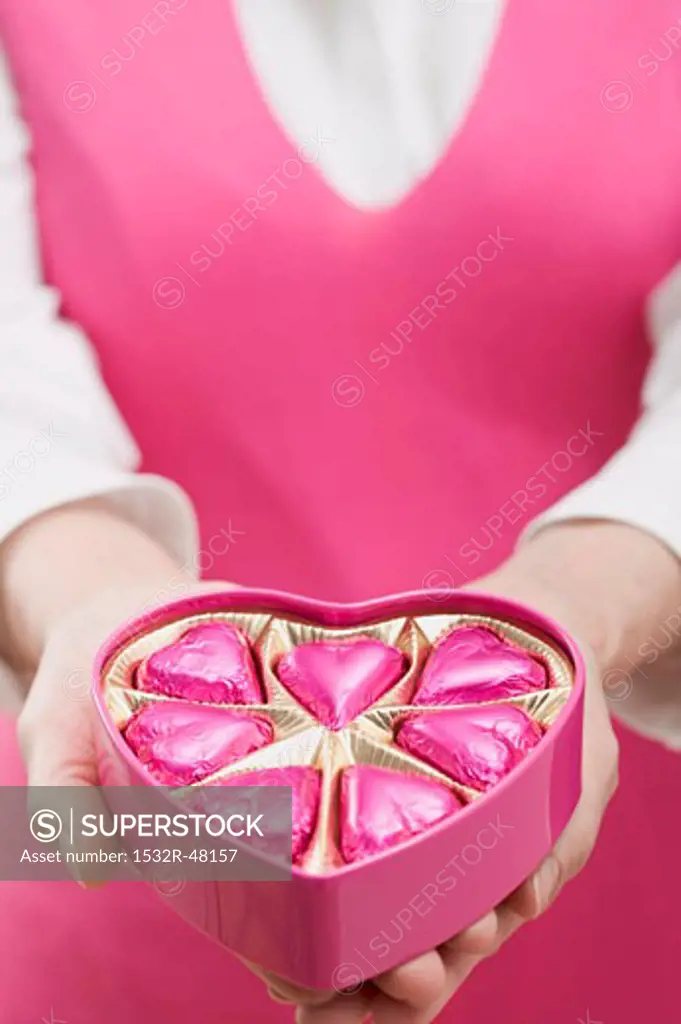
left=18, top=657, right=99, bottom=788
left=530, top=854, right=563, bottom=915
left=19, top=655, right=114, bottom=886
left=515, top=791, right=604, bottom=920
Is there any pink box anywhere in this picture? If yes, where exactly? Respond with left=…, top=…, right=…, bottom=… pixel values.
left=92, top=587, right=584, bottom=990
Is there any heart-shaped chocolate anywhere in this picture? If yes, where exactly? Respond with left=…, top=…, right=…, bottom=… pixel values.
left=136, top=622, right=263, bottom=705
left=413, top=625, right=547, bottom=707
left=214, top=766, right=321, bottom=863
left=340, top=764, right=462, bottom=863
left=276, top=637, right=406, bottom=729
left=124, top=701, right=273, bottom=785
left=397, top=704, right=542, bottom=791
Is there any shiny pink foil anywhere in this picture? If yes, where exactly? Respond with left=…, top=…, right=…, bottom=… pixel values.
left=397, top=705, right=542, bottom=791
left=340, top=765, right=462, bottom=864
left=276, top=637, right=406, bottom=730
left=413, top=626, right=548, bottom=706
left=215, top=766, right=321, bottom=863
left=124, top=702, right=273, bottom=785
left=136, top=622, right=263, bottom=705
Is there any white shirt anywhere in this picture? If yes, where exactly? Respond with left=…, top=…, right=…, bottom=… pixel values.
left=1, top=0, right=681, bottom=741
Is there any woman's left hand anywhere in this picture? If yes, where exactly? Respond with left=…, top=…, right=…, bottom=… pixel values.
left=285, top=524, right=635, bottom=1023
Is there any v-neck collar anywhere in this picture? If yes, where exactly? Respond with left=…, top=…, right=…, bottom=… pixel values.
left=230, top=0, right=509, bottom=213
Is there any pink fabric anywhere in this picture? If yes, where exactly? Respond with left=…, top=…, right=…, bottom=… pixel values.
left=1, top=0, right=681, bottom=1020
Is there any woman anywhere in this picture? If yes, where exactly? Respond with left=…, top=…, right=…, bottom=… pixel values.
left=0, top=2, right=680, bottom=1021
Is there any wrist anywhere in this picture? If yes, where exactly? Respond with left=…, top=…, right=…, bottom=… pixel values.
left=0, top=499, right=191, bottom=670
left=506, top=521, right=681, bottom=671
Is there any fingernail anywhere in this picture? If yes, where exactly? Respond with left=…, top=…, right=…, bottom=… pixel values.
left=69, top=865, right=86, bottom=888
left=267, top=988, right=293, bottom=1005
left=70, top=865, right=106, bottom=890
left=532, top=855, right=561, bottom=914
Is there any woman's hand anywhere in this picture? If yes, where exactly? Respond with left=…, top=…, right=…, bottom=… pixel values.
left=0, top=500, right=340, bottom=1009
left=0, top=502, right=351, bottom=1011
left=0, top=503, right=188, bottom=787
left=291, top=521, right=681, bottom=1023
left=16, top=584, right=192, bottom=792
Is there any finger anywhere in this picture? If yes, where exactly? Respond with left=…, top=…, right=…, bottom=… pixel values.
left=18, top=665, right=98, bottom=788
left=19, top=655, right=119, bottom=888
left=407, top=907, right=527, bottom=1023
left=267, top=984, right=332, bottom=1008
left=502, top=856, right=563, bottom=922
left=439, top=909, right=499, bottom=956
left=510, top=648, right=618, bottom=921
left=530, top=854, right=564, bottom=916
left=266, top=986, right=296, bottom=1005
left=23, top=742, right=112, bottom=888
left=293, top=951, right=446, bottom=1023
left=481, top=759, right=608, bottom=925
left=529, top=801, right=600, bottom=916
left=502, top=874, right=541, bottom=919
left=371, top=907, right=528, bottom=1024
left=417, top=950, right=486, bottom=1022
left=373, top=950, right=446, bottom=1006
left=24, top=731, right=97, bottom=787
left=296, top=994, right=373, bottom=1023
left=527, top=731, right=616, bottom=916
left=239, top=959, right=334, bottom=1008
left=442, top=903, right=524, bottom=971
left=297, top=952, right=447, bottom=1024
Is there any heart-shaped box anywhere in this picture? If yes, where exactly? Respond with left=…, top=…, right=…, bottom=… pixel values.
left=93, top=588, right=584, bottom=990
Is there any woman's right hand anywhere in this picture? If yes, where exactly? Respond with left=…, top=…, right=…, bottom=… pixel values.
left=17, top=583, right=186, bottom=794
left=0, top=503, right=188, bottom=790
left=0, top=501, right=344, bottom=1008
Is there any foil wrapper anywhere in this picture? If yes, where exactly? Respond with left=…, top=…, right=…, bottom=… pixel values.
left=105, top=607, right=571, bottom=870
left=397, top=705, right=543, bottom=791
left=413, top=625, right=548, bottom=707
left=124, top=702, right=273, bottom=785
left=214, top=766, right=321, bottom=863
left=275, top=636, right=406, bottom=730
left=340, top=765, right=462, bottom=863
left=135, top=622, right=263, bottom=705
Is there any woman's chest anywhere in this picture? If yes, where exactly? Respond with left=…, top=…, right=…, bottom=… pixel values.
left=2, top=0, right=681, bottom=387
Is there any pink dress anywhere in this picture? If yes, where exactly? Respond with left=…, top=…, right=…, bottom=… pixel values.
left=1, top=1, right=681, bottom=1020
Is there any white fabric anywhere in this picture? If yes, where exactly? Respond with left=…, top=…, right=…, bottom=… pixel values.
left=0, top=50, right=197, bottom=570
left=525, top=265, right=681, bottom=560
left=234, top=0, right=505, bottom=209
left=1, top=1, right=681, bottom=743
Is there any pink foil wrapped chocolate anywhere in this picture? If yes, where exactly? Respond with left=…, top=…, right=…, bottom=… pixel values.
left=95, top=588, right=584, bottom=991
left=413, top=626, right=548, bottom=706
left=136, top=622, right=263, bottom=705
left=216, top=766, right=321, bottom=863
left=340, top=765, right=462, bottom=864
left=124, top=702, right=273, bottom=785
left=397, top=704, right=543, bottom=791
left=276, top=637, right=406, bottom=730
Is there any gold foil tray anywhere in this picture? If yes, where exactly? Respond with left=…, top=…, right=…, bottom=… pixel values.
left=101, top=608, right=575, bottom=874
